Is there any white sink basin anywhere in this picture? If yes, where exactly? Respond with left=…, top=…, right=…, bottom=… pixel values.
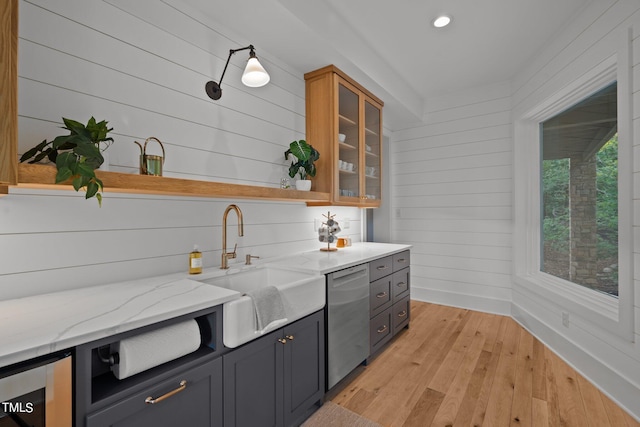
left=193, top=265, right=326, bottom=348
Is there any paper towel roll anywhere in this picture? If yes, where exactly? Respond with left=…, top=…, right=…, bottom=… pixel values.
left=111, top=319, right=201, bottom=380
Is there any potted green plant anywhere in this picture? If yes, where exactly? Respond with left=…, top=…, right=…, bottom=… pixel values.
left=20, top=117, right=113, bottom=205
left=284, top=140, right=320, bottom=191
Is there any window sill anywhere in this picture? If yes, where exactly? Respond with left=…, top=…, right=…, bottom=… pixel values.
left=513, top=271, right=633, bottom=342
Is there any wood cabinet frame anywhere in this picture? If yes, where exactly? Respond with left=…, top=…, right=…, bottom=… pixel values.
left=0, top=0, right=18, bottom=193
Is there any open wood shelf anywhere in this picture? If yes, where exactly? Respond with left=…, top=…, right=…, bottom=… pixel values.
left=13, top=164, right=331, bottom=203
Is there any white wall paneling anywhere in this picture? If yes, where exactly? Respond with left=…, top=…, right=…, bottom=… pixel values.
left=391, top=81, right=513, bottom=316
left=0, top=188, right=360, bottom=300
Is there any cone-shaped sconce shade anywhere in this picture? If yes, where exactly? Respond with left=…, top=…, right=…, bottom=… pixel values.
left=205, top=45, right=269, bottom=100
left=241, top=54, right=270, bottom=87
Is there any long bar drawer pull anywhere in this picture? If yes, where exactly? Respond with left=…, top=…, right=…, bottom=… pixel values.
left=145, top=380, right=187, bottom=404
left=397, top=310, right=407, bottom=318
left=376, top=291, right=388, bottom=298
left=377, top=265, right=389, bottom=270
left=377, top=325, right=388, bottom=334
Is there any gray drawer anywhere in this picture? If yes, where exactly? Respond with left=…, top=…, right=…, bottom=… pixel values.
left=369, top=256, right=393, bottom=282
left=392, top=296, right=410, bottom=334
left=370, top=308, right=393, bottom=355
left=369, top=277, right=392, bottom=317
left=392, top=268, right=410, bottom=303
left=392, top=251, right=410, bottom=272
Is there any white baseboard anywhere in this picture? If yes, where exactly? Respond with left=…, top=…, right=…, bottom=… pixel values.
left=411, top=287, right=511, bottom=316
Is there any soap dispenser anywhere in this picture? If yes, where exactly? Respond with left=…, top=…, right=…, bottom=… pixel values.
left=189, top=245, right=203, bottom=274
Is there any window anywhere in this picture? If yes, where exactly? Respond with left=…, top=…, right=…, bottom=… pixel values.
left=513, top=46, right=633, bottom=341
left=540, top=82, right=618, bottom=297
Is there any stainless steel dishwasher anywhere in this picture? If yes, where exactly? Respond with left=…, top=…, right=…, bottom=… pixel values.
left=326, top=263, right=369, bottom=389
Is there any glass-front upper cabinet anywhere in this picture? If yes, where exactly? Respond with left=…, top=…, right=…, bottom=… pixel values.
left=304, top=65, right=384, bottom=207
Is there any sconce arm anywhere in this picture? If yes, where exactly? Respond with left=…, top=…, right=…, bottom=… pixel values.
left=217, top=45, right=255, bottom=89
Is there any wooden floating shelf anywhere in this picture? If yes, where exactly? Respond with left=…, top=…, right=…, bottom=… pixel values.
left=14, top=164, right=331, bottom=203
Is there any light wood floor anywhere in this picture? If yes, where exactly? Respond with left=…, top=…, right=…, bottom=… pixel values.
left=329, top=301, right=639, bottom=427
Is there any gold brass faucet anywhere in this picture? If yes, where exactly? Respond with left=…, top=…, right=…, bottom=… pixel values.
left=221, top=204, right=244, bottom=269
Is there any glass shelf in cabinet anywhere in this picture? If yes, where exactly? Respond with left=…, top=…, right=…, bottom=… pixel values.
left=339, top=142, right=357, bottom=150
left=339, top=114, right=357, bottom=127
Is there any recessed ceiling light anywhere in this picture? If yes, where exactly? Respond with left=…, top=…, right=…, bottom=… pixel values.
left=433, top=15, right=452, bottom=28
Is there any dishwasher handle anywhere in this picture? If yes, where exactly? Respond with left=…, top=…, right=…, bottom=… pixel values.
left=329, top=264, right=369, bottom=287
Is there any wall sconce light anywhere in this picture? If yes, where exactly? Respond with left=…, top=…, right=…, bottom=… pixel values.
left=205, top=45, right=270, bottom=100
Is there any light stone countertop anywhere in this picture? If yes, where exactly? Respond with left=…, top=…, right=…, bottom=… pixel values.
left=267, top=242, right=412, bottom=274
left=0, top=242, right=410, bottom=370
left=0, top=276, right=240, bottom=369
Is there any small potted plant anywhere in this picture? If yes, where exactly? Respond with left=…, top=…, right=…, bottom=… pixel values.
left=20, top=117, right=113, bottom=205
left=284, top=140, right=320, bottom=191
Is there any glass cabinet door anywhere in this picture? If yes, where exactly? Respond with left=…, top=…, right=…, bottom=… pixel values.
left=337, top=83, right=360, bottom=201
left=363, top=100, right=381, bottom=201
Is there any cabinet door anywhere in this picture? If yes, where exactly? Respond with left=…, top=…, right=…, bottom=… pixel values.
left=363, top=99, right=381, bottom=203
left=283, top=311, right=325, bottom=427
left=337, top=81, right=361, bottom=203
left=392, top=251, right=410, bottom=272
left=393, top=296, right=411, bottom=335
left=369, top=276, right=392, bottom=317
left=392, top=268, right=410, bottom=303
left=86, top=357, right=222, bottom=427
left=370, top=308, right=393, bottom=356
left=223, top=329, right=284, bottom=427
left=369, top=255, right=393, bottom=282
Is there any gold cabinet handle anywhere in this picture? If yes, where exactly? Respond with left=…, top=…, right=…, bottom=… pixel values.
left=377, top=325, right=388, bottom=334
left=277, top=338, right=287, bottom=344
left=397, top=310, right=407, bottom=318
left=376, top=291, right=388, bottom=298
left=145, top=380, right=187, bottom=404
left=396, top=258, right=407, bottom=263
left=396, top=281, right=406, bottom=287
left=285, top=335, right=294, bottom=340
left=376, top=265, right=388, bottom=270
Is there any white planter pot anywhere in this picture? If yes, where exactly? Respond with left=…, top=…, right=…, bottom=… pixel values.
left=295, top=180, right=312, bottom=191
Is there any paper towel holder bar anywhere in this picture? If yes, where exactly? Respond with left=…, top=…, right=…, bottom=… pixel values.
left=145, top=380, right=187, bottom=404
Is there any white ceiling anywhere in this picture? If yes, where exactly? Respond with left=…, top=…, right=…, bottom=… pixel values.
left=178, top=0, right=592, bottom=129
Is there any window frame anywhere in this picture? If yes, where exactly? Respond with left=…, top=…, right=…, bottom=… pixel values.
left=513, top=31, right=634, bottom=342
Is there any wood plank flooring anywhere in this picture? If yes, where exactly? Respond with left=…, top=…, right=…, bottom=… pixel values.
left=328, top=301, right=639, bottom=427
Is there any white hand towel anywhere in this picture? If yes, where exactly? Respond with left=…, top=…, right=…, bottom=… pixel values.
left=245, top=286, right=288, bottom=333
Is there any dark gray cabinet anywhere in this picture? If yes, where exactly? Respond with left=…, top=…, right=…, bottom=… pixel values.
left=86, top=357, right=223, bottom=427
left=223, top=310, right=325, bottom=427
left=369, top=250, right=410, bottom=356
left=76, top=306, right=226, bottom=427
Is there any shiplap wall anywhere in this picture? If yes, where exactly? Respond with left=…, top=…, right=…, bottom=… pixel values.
left=391, top=81, right=513, bottom=315
left=0, top=0, right=361, bottom=300
left=510, top=0, right=640, bottom=418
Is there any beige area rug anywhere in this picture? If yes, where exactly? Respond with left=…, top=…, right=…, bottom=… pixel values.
left=301, top=402, right=383, bottom=427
